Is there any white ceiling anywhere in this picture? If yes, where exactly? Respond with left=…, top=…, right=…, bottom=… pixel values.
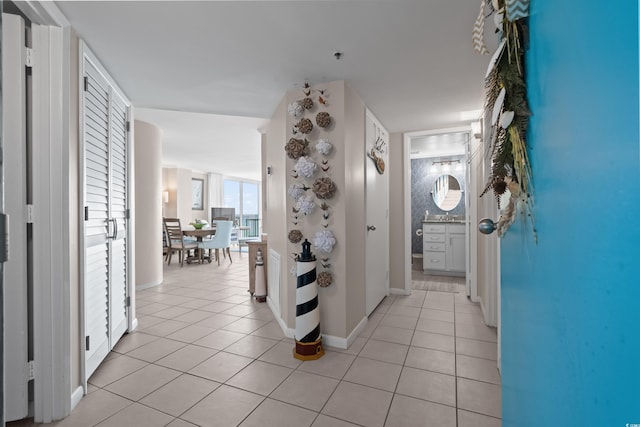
left=410, top=132, right=468, bottom=159
left=55, top=0, right=495, bottom=181
left=135, top=108, right=268, bottom=180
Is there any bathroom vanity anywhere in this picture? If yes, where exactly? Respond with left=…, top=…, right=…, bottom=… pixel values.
left=422, top=221, right=465, bottom=276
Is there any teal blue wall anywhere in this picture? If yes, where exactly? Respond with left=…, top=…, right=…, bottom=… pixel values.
left=501, top=1, right=640, bottom=426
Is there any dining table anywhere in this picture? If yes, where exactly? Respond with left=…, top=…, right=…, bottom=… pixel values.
left=182, top=227, right=216, bottom=263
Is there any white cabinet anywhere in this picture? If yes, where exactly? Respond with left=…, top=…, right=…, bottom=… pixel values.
left=422, top=223, right=446, bottom=271
left=446, top=225, right=466, bottom=273
left=423, top=222, right=465, bottom=276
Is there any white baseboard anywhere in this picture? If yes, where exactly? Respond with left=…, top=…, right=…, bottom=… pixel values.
left=319, top=316, right=367, bottom=350
left=136, top=278, right=163, bottom=291
left=345, top=316, right=368, bottom=348
left=390, top=287, right=410, bottom=296
left=479, top=296, right=487, bottom=322
left=268, top=299, right=295, bottom=339
left=479, top=297, right=497, bottom=327
left=266, top=300, right=367, bottom=351
left=70, top=386, right=84, bottom=412
left=322, top=334, right=347, bottom=349
left=129, top=317, right=139, bottom=332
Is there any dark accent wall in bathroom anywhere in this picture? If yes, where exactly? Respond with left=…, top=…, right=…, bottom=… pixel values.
left=411, top=156, right=466, bottom=254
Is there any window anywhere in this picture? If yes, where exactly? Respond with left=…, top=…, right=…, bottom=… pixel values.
left=224, top=179, right=260, bottom=237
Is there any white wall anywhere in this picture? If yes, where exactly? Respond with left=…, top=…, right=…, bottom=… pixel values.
left=134, top=121, right=163, bottom=289
left=264, top=96, right=289, bottom=322
left=162, top=167, right=205, bottom=226
left=191, top=171, right=208, bottom=221
left=388, top=132, right=407, bottom=292
left=266, top=81, right=370, bottom=343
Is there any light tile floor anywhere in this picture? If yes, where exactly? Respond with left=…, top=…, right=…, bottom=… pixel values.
left=11, top=255, right=501, bottom=426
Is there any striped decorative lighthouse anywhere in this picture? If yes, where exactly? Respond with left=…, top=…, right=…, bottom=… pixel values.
left=293, top=239, right=324, bottom=360
left=254, top=248, right=267, bottom=303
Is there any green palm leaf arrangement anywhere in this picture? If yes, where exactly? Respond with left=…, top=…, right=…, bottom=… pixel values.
left=477, top=0, right=536, bottom=242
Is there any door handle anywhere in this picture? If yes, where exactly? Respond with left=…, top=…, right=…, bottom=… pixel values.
left=478, top=218, right=498, bottom=235
left=109, top=218, right=118, bottom=240
left=367, top=225, right=376, bottom=231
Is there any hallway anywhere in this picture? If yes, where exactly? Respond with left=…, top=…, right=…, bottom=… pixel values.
left=12, top=256, right=500, bottom=426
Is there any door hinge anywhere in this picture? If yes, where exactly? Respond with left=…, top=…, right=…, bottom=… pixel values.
left=126, top=121, right=130, bottom=132
left=84, top=76, right=89, bottom=92
left=26, top=204, right=34, bottom=224
left=85, top=336, right=90, bottom=351
left=84, top=206, right=89, bottom=221
left=25, top=47, right=34, bottom=68
left=0, top=214, right=9, bottom=263
left=27, top=360, right=35, bottom=381
left=125, top=209, right=130, bottom=219
left=126, top=296, right=131, bottom=307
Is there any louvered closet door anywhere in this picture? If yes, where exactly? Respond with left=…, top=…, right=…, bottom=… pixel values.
left=83, top=60, right=111, bottom=378
left=82, top=55, right=130, bottom=379
left=109, top=91, right=128, bottom=342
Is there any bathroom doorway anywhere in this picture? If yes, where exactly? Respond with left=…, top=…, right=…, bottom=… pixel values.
left=403, top=127, right=478, bottom=299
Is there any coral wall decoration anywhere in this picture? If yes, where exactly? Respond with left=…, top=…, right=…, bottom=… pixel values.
left=285, top=82, right=336, bottom=285
left=473, top=0, right=536, bottom=241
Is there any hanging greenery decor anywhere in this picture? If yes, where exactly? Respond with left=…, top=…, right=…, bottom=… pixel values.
left=474, top=0, right=536, bottom=241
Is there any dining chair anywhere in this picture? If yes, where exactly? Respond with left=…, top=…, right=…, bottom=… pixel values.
left=163, top=217, right=198, bottom=267
left=162, top=226, right=171, bottom=262
left=198, top=220, right=233, bottom=265
left=212, top=216, right=234, bottom=258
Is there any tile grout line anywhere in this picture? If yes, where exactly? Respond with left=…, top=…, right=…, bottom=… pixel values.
left=61, top=261, right=498, bottom=427
left=453, top=287, right=460, bottom=427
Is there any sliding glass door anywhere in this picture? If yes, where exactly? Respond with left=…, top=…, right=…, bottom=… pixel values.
left=224, top=179, right=260, bottom=238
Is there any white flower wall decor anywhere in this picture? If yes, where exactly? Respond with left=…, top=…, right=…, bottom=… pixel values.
left=294, top=156, right=317, bottom=178
left=295, top=195, right=316, bottom=216
left=312, top=229, right=336, bottom=254
left=288, top=101, right=303, bottom=118
left=315, top=139, right=333, bottom=156
left=288, top=183, right=308, bottom=200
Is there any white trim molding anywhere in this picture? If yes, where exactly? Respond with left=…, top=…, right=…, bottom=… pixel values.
left=267, top=298, right=367, bottom=351
left=31, top=23, right=71, bottom=423
left=70, top=387, right=83, bottom=412
left=390, top=288, right=411, bottom=296
left=403, top=126, right=476, bottom=297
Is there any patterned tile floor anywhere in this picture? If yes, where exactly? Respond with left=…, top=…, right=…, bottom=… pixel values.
left=10, top=254, right=501, bottom=426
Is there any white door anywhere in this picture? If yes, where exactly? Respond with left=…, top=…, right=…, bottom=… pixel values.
left=365, top=110, right=389, bottom=315
left=82, top=50, right=130, bottom=380
left=2, top=13, right=29, bottom=422
left=108, top=90, right=129, bottom=343
left=83, top=59, right=112, bottom=378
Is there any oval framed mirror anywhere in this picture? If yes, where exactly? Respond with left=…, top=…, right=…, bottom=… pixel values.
left=431, top=174, right=462, bottom=211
